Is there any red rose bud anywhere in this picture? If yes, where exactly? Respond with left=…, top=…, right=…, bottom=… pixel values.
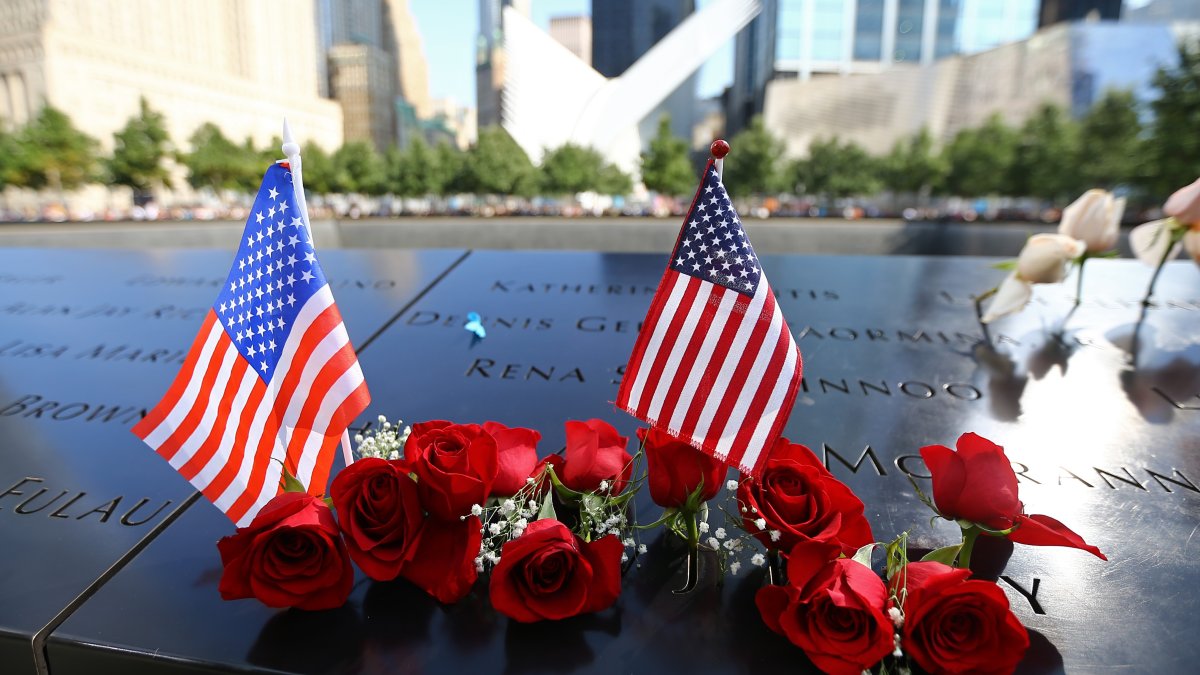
left=895, top=561, right=1029, bottom=675
left=756, top=540, right=893, bottom=675
left=738, top=438, right=873, bottom=555
left=402, top=514, right=483, bottom=604
left=330, top=458, right=423, bottom=581
left=483, top=421, right=542, bottom=497
left=489, top=519, right=622, bottom=622
left=920, top=433, right=1105, bottom=559
left=561, top=419, right=632, bottom=494
left=638, top=427, right=727, bottom=508
left=406, top=420, right=499, bottom=521
left=216, top=492, right=353, bottom=611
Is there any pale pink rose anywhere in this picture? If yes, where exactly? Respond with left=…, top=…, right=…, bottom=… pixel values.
left=1164, top=177, right=1200, bottom=225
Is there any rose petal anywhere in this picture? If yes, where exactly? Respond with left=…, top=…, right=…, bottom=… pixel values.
left=1164, top=176, right=1200, bottom=225
left=1129, top=219, right=1179, bottom=267
left=1011, top=513, right=1107, bottom=560
left=755, top=585, right=792, bottom=636
left=981, top=273, right=1032, bottom=323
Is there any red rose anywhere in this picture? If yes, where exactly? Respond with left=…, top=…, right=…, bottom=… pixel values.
left=561, top=419, right=632, bottom=493
left=406, top=420, right=498, bottom=521
left=329, top=458, right=423, bottom=581
left=402, top=514, right=483, bottom=604
left=217, top=492, right=353, bottom=611
left=483, top=421, right=542, bottom=497
left=638, top=427, right=726, bottom=508
left=920, top=433, right=1106, bottom=559
left=756, top=540, right=893, bottom=675
left=489, top=519, right=622, bottom=622
left=737, top=437, right=873, bottom=555
left=896, top=561, right=1029, bottom=675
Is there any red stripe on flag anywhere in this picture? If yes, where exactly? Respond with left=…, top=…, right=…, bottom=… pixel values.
left=282, top=340, right=360, bottom=475
left=200, top=376, right=267, bottom=503
left=723, top=323, right=793, bottom=472
left=633, top=276, right=702, bottom=417
left=307, top=379, right=370, bottom=494
left=155, top=336, right=234, bottom=462
left=617, top=269, right=682, bottom=407
left=178, top=356, right=250, bottom=481
left=653, top=284, right=727, bottom=423
left=676, top=290, right=750, bottom=442
left=699, top=293, right=776, bottom=455
left=131, top=311, right=218, bottom=439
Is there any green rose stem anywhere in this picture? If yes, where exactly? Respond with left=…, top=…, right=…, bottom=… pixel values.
left=1140, top=219, right=1186, bottom=309
left=1073, top=252, right=1090, bottom=306
left=974, top=287, right=998, bottom=347
left=956, top=525, right=982, bottom=569
left=673, top=509, right=702, bottom=594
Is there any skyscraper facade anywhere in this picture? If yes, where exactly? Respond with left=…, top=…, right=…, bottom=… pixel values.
left=549, top=15, right=593, bottom=65
left=591, top=0, right=697, bottom=144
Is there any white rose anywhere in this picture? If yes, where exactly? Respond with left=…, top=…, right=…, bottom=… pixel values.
left=982, top=234, right=1086, bottom=323
left=1058, top=189, right=1124, bottom=253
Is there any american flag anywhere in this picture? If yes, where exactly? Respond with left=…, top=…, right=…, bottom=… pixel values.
left=133, top=163, right=369, bottom=526
left=616, top=161, right=802, bottom=477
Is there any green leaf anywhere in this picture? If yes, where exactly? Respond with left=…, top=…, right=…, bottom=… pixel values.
left=990, top=259, right=1018, bottom=271
left=323, top=496, right=335, bottom=510
left=581, top=493, right=604, bottom=517
left=280, top=468, right=306, bottom=494
left=537, top=489, right=557, bottom=521
left=850, top=543, right=877, bottom=569
left=921, top=544, right=962, bottom=565
left=546, top=464, right=585, bottom=502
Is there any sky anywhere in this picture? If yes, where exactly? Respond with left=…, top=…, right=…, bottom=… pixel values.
left=409, top=0, right=735, bottom=108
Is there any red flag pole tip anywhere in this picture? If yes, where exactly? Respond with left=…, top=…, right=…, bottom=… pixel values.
left=710, top=139, right=730, bottom=159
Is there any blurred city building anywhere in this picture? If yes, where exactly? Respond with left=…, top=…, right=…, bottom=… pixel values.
left=592, top=0, right=696, bottom=145
left=316, top=0, right=440, bottom=150
left=476, top=0, right=531, bottom=128
left=728, top=0, right=1041, bottom=133
left=1126, top=0, right=1200, bottom=22
left=549, top=15, right=592, bottom=65
left=762, top=15, right=1197, bottom=158
left=0, top=0, right=340, bottom=148
left=1039, top=0, right=1122, bottom=26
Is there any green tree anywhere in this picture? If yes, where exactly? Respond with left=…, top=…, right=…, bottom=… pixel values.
left=389, top=136, right=437, bottom=196
left=0, top=127, right=16, bottom=190
left=184, top=123, right=256, bottom=192
left=107, top=97, right=173, bottom=198
left=1144, top=39, right=1200, bottom=196
left=430, top=140, right=464, bottom=196
left=722, top=116, right=785, bottom=197
left=10, top=106, right=99, bottom=192
left=1009, top=103, right=1080, bottom=201
left=640, top=114, right=695, bottom=196
left=540, top=143, right=605, bottom=194
left=331, top=142, right=386, bottom=194
left=879, top=128, right=947, bottom=197
left=1078, top=89, right=1142, bottom=190
left=461, top=126, right=538, bottom=196
left=598, top=163, right=633, bottom=195
left=300, top=142, right=334, bottom=194
left=793, top=137, right=881, bottom=202
left=942, top=114, right=1018, bottom=197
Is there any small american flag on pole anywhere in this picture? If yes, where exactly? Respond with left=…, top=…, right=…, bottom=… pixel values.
left=616, top=158, right=802, bottom=477
left=133, top=159, right=369, bottom=526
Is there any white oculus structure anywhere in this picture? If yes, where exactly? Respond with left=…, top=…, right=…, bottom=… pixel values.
left=500, top=0, right=762, bottom=178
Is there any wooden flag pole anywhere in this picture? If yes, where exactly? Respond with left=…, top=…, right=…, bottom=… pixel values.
left=281, top=120, right=356, bottom=469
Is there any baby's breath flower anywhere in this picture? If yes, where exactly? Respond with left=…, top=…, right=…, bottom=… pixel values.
left=729, top=561, right=741, bottom=575
left=715, top=527, right=727, bottom=539
left=698, top=521, right=710, bottom=534
left=751, top=553, right=766, bottom=566
left=470, top=504, right=483, bottom=517
left=726, top=479, right=739, bottom=491
left=638, top=544, right=647, bottom=554
left=599, top=480, right=610, bottom=492
left=769, top=529, right=782, bottom=542
left=706, top=536, right=720, bottom=549
left=888, top=607, right=904, bottom=627
left=621, top=552, right=629, bottom=563
left=723, top=539, right=736, bottom=550
left=754, top=518, right=767, bottom=530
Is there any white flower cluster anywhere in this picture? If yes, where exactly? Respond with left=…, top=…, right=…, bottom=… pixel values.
left=354, top=415, right=411, bottom=460
left=472, top=495, right=542, bottom=573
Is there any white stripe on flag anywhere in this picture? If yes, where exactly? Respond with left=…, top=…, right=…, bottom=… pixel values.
left=190, top=364, right=259, bottom=491
left=624, top=273, right=687, bottom=411
left=666, top=290, right=739, bottom=432
left=714, top=295, right=785, bottom=458
left=739, top=332, right=801, bottom=470
left=140, top=321, right=224, bottom=448
left=645, top=284, right=713, bottom=419
left=166, top=343, right=239, bottom=470
left=691, top=283, right=770, bottom=453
